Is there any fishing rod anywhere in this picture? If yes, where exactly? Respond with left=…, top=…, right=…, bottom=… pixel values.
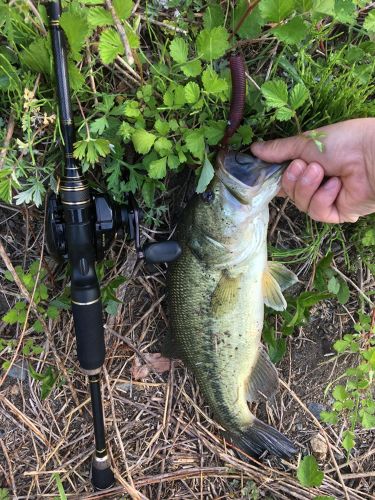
left=45, top=0, right=181, bottom=490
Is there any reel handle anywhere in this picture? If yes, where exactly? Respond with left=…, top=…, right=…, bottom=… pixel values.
left=142, top=241, right=182, bottom=264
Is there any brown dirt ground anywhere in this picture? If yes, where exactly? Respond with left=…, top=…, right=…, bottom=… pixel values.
left=0, top=189, right=374, bottom=499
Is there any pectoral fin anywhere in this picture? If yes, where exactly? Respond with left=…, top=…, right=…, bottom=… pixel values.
left=247, top=347, right=279, bottom=402
left=263, top=270, right=286, bottom=311
left=211, top=271, right=241, bottom=315
left=268, top=261, right=298, bottom=291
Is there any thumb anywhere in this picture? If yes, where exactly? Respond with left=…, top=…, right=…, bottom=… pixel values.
left=251, top=135, right=309, bottom=163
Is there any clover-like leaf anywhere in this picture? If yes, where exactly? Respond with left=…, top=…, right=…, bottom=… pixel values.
left=196, top=27, right=230, bottom=61
left=169, top=37, right=188, bottom=64
left=184, top=81, right=200, bottom=104
left=261, top=79, right=288, bottom=109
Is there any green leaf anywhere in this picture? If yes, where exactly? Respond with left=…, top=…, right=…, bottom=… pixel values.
left=261, top=79, right=288, bottom=109
left=132, top=129, right=156, bottom=154
left=73, top=138, right=110, bottom=164
left=313, top=0, right=335, bottom=16
left=88, top=7, right=113, bottom=27
left=154, top=137, right=173, bottom=156
left=333, top=339, right=349, bottom=353
left=125, top=24, right=139, bottom=49
left=60, top=8, right=90, bottom=61
left=90, top=116, right=109, bottom=135
left=184, top=81, right=200, bottom=104
left=362, top=228, right=375, bottom=246
left=46, top=306, right=59, bottom=320
left=196, top=156, right=215, bottom=194
left=332, top=384, right=348, bottom=401
left=260, top=0, right=295, bottom=22
left=272, top=17, right=308, bottom=45
left=113, top=0, right=133, bottom=20
left=337, top=280, right=350, bottom=305
left=181, top=60, right=202, bottom=77
left=20, top=39, right=50, bottom=75
left=119, top=121, right=134, bottom=141
left=142, top=180, right=155, bottom=207
left=154, top=119, right=170, bottom=136
left=297, top=455, right=324, bottom=487
left=364, top=10, right=375, bottom=33
left=167, top=154, right=180, bottom=169
left=204, top=120, right=226, bottom=145
left=361, top=410, right=375, bottom=429
left=320, top=411, right=338, bottom=424
left=0, top=488, right=10, bottom=500
left=290, top=83, right=310, bottom=110
left=275, top=107, right=294, bottom=121
left=203, top=4, right=225, bottom=30
left=2, top=308, right=19, bottom=325
left=327, top=276, right=340, bottom=294
left=32, top=320, right=44, bottom=333
left=185, top=128, right=205, bottom=161
left=98, top=28, right=123, bottom=64
left=335, top=0, right=356, bottom=24
left=269, top=338, right=287, bottom=364
left=232, top=1, right=263, bottom=39
left=169, top=37, right=188, bottom=64
left=237, top=125, right=254, bottom=145
left=68, top=62, right=85, bottom=91
left=202, top=68, right=228, bottom=94
left=196, top=27, right=230, bottom=61
left=342, top=430, right=355, bottom=452
left=149, top=157, right=167, bottom=179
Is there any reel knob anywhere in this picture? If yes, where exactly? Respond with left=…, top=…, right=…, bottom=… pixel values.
left=142, top=241, right=182, bottom=264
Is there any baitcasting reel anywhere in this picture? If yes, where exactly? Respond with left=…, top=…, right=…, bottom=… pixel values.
left=46, top=190, right=182, bottom=265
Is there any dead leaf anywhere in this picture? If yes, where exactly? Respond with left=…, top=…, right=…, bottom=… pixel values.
left=131, top=353, right=171, bottom=380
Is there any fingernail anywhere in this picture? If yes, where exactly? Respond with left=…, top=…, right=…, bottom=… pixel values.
left=323, top=177, right=340, bottom=190
left=300, top=163, right=321, bottom=185
left=286, top=161, right=305, bottom=181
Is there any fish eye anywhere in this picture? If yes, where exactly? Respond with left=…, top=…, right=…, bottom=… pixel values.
left=201, top=191, right=215, bottom=203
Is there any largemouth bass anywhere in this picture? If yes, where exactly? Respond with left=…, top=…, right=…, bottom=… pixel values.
left=166, top=151, right=298, bottom=458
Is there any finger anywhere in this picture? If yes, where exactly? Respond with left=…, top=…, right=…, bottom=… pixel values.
left=281, top=159, right=308, bottom=201
left=251, top=135, right=310, bottom=163
left=294, top=162, right=325, bottom=213
left=307, top=177, right=342, bottom=223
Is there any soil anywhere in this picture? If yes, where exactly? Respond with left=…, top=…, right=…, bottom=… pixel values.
left=0, top=192, right=374, bottom=499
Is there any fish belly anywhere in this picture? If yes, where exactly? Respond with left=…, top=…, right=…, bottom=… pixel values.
left=167, top=239, right=267, bottom=431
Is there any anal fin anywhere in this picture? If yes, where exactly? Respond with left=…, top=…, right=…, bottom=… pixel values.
left=247, top=347, right=279, bottom=402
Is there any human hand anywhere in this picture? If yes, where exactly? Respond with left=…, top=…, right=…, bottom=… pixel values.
left=250, top=118, right=375, bottom=223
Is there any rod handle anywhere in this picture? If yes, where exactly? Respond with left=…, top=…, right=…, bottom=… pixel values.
left=72, top=301, right=105, bottom=371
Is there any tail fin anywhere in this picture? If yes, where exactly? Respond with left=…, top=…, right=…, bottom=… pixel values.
left=229, top=417, right=297, bottom=459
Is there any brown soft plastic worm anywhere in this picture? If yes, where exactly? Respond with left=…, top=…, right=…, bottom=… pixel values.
left=221, top=55, right=246, bottom=148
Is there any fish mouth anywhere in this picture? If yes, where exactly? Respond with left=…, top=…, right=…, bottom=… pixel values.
left=218, top=151, right=288, bottom=188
